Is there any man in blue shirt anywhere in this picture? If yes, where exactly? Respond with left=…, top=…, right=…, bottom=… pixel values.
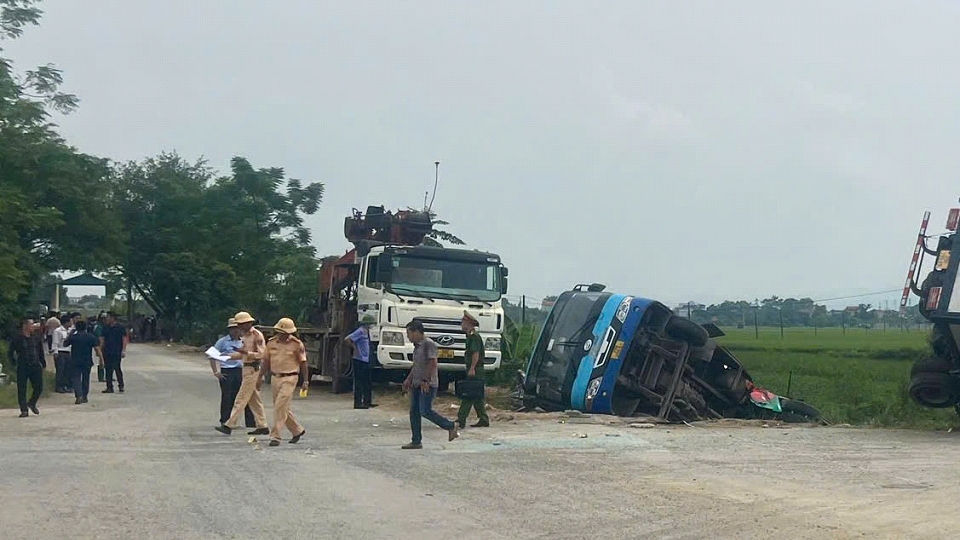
left=345, top=315, right=376, bottom=409
left=211, top=318, right=259, bottom=432
left=65, top=320, right=101, bottom=405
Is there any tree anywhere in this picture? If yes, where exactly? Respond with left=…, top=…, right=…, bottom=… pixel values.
left=108, top=153, right=324, bottom=340
left=0, top=0, right=122, bottom=331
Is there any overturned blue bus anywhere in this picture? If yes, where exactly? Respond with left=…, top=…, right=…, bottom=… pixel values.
left=516, top=284, right=820, bottom=423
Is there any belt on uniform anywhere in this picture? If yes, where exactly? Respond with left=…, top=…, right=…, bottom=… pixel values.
left=243, top=361, right=261, bottom=371
left=272, top=372, right=298, bottom=378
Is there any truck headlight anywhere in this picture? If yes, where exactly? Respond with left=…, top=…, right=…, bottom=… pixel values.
left=484, top=337, right=501, bottom=350
left=586, top=377, right=602, bottom=400
left=381, top=331, right=404, bottom=346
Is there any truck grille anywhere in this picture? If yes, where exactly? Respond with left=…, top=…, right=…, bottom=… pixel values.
left=413, top=317, right=466, bottom=350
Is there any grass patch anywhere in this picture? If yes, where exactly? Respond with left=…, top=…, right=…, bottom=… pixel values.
left=718, top=327, right=956, bottom=429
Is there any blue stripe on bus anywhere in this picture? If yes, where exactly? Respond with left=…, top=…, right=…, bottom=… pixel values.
left=571, top=294, right=625, bottom=410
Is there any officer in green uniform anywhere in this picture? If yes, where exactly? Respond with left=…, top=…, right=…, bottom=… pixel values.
left=456, top=310, right=490, bottom=428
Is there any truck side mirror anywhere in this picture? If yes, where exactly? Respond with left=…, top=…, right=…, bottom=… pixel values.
left=376, top=255, right=393, bottom=282
left=501, top=266, right=509, bottom=277
left=501, top=277, right=509, bottom=294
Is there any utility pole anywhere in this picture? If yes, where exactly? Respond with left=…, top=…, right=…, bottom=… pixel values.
left=842, top=310, right=846, bottom=335
left=779, top=308, right=784, bottom=338
left=521, top=295, right=526, bottom=325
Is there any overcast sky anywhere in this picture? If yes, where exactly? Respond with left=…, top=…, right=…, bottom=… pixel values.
left=8, top=0, right=960, bottom=309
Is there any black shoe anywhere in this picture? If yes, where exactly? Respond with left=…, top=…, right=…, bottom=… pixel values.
left=75, top=398, right=83, bottom=405
left=18, top=411, right=28, bottom=418
left=102, top=388, right=114, bottom=394
left=457, top=418, right=466, bottom=429
left=355, top=405, right=370, bottom=409
left=289, top=430, right=305, bottom=444
left=29, top=404, right=39, bottom=415
left=401, top=442, right=423, bottom=450
left=215, top=425, right=232, bottom=435
left=118, top=388, right=124, bottom=393
left=247, top=428, right=269, bottom=436
left=471, top=420, right=490, bottom=428
left=368, top=403, right=379, bottom=408
left=81, top=398, right=88, bottom=404
left=269, top=440, right=280, bottom=447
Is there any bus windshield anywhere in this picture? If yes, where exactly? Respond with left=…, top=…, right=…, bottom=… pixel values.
left=385, top=255, right=502, bottom=302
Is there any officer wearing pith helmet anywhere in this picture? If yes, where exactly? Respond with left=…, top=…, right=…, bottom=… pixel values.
left=216, top=311, right=269, bottom=435
left=457, top=310, right=489, bottom=428
left=257, top=317, right=308, bottom=447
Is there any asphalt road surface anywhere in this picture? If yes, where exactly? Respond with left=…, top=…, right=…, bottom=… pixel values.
left=2, top=344, right=960, bottom=539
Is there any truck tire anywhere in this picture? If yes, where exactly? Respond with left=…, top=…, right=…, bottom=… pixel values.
left=909, top=371, right=959, bottom=408
left=664, top=316, right=709, bottom=348
left=929, top=323, right=957, bottom=359
left=910, top=355, right=954, bottom=377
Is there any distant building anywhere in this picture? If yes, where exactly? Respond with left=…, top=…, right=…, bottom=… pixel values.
left=541, top=298, right=556, bottom=310
left=673, top=302, right=706, bottom=316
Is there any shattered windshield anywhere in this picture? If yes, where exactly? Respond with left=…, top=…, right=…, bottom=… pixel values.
left=528, top=292, right=610, bottom=404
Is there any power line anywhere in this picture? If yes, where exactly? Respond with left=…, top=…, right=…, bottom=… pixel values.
left=811, top=289, right=904, bottom=303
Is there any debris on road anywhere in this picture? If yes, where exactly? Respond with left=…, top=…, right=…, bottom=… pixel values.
left=629, top=423, right=656, bottom=429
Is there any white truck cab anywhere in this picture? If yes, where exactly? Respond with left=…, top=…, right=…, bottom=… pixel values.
left=356, top=244, right=507, bottom=383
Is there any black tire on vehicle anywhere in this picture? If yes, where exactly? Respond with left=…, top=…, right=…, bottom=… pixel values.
left=611, top=392, right=641, bottom=417
left=688, top=341, right=716, bottom=363
left=929, top=323, right=957, bottom=359
left=908, top=371, right=959, bottom=408
left=778, top=398, right=822, bottom=422
left=910, top=355, right=954, bottom=377
left=664, top=316, right=709, bottom=348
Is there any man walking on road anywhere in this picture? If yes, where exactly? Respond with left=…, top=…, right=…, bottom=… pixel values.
left=210, top=318, right=256, bottom=428
left=345, top=315, right=376, bottom=409
left=216, top=311, right=269, bottom=435
left=52, top=314, right=73, bottom=394
left=402, top=320, right=458, bottom=449
left=456, top=310, right=490, bottom=428
left=100, top=312, right=128, bottom=393
left=257, top=318, right=308, bottom=447
left=8, top=318, right=45, bottom=417
left=65, top=320, right=101, bottom=404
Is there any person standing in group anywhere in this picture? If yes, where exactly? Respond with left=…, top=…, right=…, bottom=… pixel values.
left=51, top=314, right=74, bottom=393
left=99, top=311, right=128, bottom=393
left=8, top=318, right=45, bottom=417
left=257, top=318, right=308, bottom=447
left=345, top=314, right=376, bottom=409
left=216, top=311, right=269, bottom=435
left=401, top=320, right=458, bottom=449
left=210, top=318, right=256, bottom=429
left=44, top=311, right=61, bottom=362
left=456, top=311, right=490, bottom=428
left=65, top=320, right=101, bottom=405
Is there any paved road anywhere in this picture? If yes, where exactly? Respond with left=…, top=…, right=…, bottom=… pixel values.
left=2, top=344, right=960, bottom=539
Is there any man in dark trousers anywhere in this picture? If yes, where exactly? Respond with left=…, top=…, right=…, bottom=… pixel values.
left=210, top=318, right=258, bottom=431
left=345, top=314, right=376, bottom=409
left=456, top=310, right=490, bottom=428
left=8, top=318, right=45, bottom=417
left=65, top=320, right=100, bottom=405
left=99, top=311, right=128, bottom=393
left=401, top=320, right=459, bottom=449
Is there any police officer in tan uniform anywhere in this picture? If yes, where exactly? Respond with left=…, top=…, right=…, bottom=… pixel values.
left=216, top=311, right=269, bottom=435
left=257, top=317, right=308, bottom=447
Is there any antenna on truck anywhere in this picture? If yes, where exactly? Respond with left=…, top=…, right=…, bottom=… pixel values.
left=427, top=161, right=439, bottom=213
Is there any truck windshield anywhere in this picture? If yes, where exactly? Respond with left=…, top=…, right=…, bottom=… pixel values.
left=528, top=291, right=610, bottom=405
left=385, top=255, right=502, bottom=302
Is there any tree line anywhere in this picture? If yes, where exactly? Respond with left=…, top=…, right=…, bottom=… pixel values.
left=0, top=3, right=322, bottom=341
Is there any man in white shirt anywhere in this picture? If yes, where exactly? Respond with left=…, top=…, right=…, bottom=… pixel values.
left=51, top=315, right=74, bottom=394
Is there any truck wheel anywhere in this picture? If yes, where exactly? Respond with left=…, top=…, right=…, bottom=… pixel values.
left=910, top=355, right=954, bottom=376
left=664, top=316, right=709, bottom=348
left=909, top=371, right=959, bottom=408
